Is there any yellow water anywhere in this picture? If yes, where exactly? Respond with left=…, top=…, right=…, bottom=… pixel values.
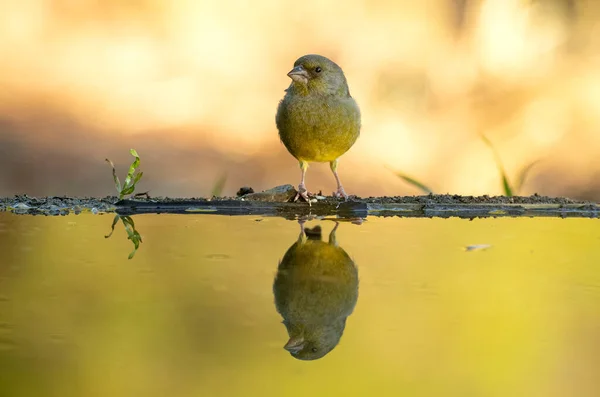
left=0, top=212, right=599, bottom=397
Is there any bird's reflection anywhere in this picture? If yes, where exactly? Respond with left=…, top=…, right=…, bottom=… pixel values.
left=273, top=220, right=359, bottom=360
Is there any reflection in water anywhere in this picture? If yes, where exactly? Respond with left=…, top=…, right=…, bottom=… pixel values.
left=3, top=213, right=600, bottom=395
left=273, top=221, right=359, bottom=360
left=104, top=215, right=143, bottom=259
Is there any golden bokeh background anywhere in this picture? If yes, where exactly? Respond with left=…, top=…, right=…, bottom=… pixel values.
left=1, top=0, right=599, bottom=199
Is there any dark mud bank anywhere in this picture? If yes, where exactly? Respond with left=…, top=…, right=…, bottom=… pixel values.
left=2, top=185, right=599, bottom=219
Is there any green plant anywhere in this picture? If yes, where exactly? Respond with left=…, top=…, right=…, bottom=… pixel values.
left=106, top=149, right=143, bottom=199
left=389, top=136, right=540, bottom=196
left=211, top=172, right=228, bottom=197
left=480, top=134, right=539, bottom=197
left=393, top=171, right=433, bottom=194
left=386, top=165, right=433, bottom=194
left=105, top=215, right=143, bottom=259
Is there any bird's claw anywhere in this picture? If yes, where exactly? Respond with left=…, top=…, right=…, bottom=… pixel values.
left=294, top=184, right=313, bottom=205
left=294, top=191, right=312, bottom=204
left=332, top=186, right=348, bottom=200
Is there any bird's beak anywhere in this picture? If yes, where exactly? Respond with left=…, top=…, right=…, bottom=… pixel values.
left=284, top=336, right=305, bottom=354
left=287, top=65, right=309, bottom=84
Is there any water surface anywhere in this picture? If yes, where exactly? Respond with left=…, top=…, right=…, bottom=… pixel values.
left=0, top=212, right=599, bottom=397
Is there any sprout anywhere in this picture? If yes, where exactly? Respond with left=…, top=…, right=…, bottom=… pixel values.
left=106, top=149, right=144, bottom=200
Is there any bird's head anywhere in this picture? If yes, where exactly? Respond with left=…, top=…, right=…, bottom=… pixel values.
left=282, top=319, right=347, bottom=361
left=286, top=54, right=350, bottom=97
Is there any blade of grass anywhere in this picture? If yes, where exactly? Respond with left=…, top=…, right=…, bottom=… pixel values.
left=123, top=149, right=141, bottom=189
left=384, top=164, right=433, bottom=194
left=480, top=134, right=513, bottom=196
left=500, top=174, right=512, bottom=197
left=105, top=158, right=122, bottom=194
left=121, top=185, right=136, bottom=196
left=122, top=216, right=142, bottom=259
left=514, top=160, right=540, bottom=194
left=104, top=215, right=143, bottom=259
left=396, top=173, right=433, bottom=194
left=104, top=215, right=120, bottom=238
left=132, top=171, right=144, bottom=186
left=121, top=172, right=144, bottom=196
left=106, top=149, right=143, bottom=199
left=211, top=173, right=228, bottom=197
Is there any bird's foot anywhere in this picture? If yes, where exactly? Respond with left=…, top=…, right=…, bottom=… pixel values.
left=293, top=183, right=313, bottom=205
left=332, top=186, right=348, bottom=200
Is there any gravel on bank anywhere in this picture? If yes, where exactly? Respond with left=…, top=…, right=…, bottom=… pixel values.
left=1, top=184, right=598, bottom=218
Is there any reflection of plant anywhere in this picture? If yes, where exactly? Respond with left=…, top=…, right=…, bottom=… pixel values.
left=105, top=149, right=144, bottom=199
left=390, top=135, right=540, bottom=197
left=105, top=215, right=143, bottom=259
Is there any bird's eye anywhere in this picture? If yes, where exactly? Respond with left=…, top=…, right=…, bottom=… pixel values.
left=315, top=67, right=322, bottom=73
left=311, top=347, right=318, bottom=353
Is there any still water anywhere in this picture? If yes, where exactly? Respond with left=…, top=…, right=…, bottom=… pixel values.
left=0, top=212, right=599, bottom=397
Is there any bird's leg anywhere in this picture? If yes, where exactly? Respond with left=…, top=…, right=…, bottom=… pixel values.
left=328, top=221, right=340, bottom=247
left=297, top=219, right=308, bottom=244
left=329, top=159, right=348, bottom=199
left=294, top=160, right=311, bottom=204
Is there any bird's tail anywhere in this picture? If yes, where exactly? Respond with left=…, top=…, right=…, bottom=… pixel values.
left=304, top=225, right=322, bottom=240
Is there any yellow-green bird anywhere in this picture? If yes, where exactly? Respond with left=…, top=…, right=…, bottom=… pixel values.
left=273, top=221, right=359, bottom=360
left=276, top=54, right=361, bottom=202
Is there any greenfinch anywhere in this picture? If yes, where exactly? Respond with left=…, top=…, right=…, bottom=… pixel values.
left=273, top=221, right=359, bottom=360
left=275, top=54, right=361, bottom=202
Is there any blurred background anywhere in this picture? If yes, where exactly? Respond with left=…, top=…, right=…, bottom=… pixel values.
left=1, top=0, right=599, bottom=200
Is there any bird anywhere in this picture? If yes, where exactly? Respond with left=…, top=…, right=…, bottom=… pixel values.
left=273, top=221, right=359, bottom=360
left=275, top=54, right=361, bottom=203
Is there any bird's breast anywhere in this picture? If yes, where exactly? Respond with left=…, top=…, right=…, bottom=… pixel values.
left=276, top=94, right=361, bottom=162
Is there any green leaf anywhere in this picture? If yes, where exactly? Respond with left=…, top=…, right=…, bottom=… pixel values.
left=480, top=134, right=513, bottom=197
left=107, top=149, right=143, bottom=199
left=514, top=160, right=540, bottom=194
left=123, top=149, right=141, bottom=188
left=501, top=174, right=513, bottom=197
left=126, top=229, right=140, bottom=259
left=122, top=216, right=135, bottom=230
left=121, top=185, right=136, bottom=196
left=211, top=173, right=228, bottom=197
left=122, top=216, right=142, bottom=259
left=105, top=215, right=143, bottom=259
left=105, top=158, right=122, bottom=193
left=104, top=214, right=120, bottom=238
left=394, top=172, right=433, bottom=194
left=132, top=171, right=144, bottom=186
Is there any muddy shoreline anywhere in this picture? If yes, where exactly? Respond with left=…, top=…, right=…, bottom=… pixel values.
left=1, top=185, right=599, bottom=219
